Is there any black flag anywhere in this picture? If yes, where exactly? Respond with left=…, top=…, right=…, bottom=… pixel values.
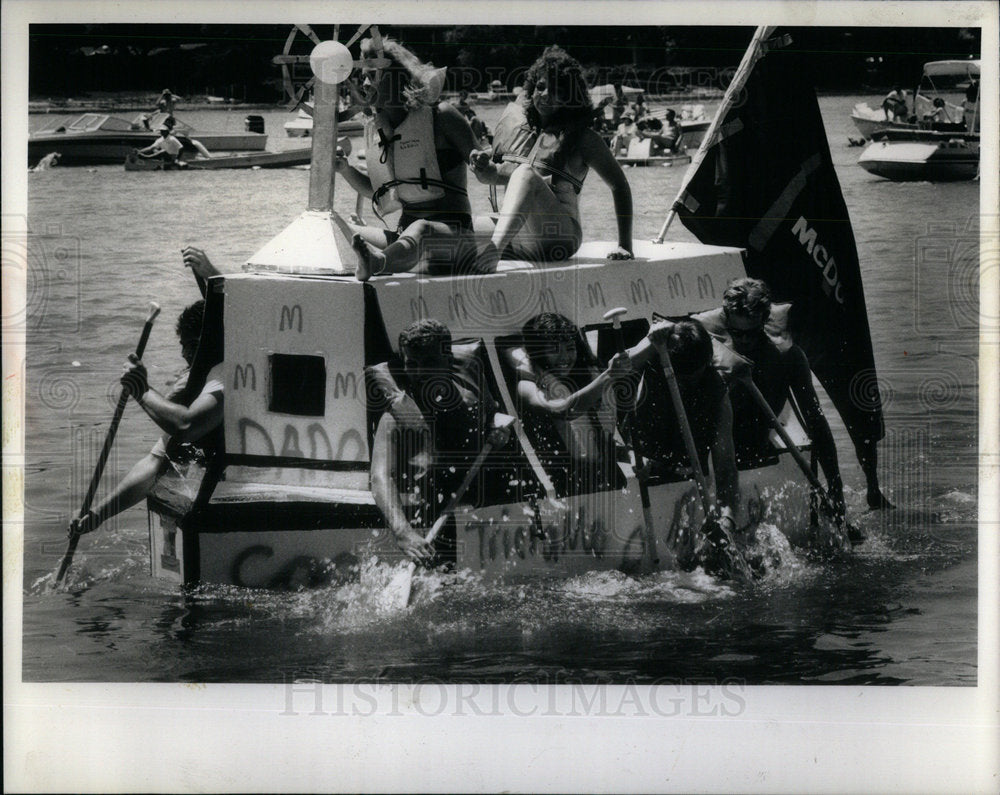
left=674, top=40, right=885, bottom=455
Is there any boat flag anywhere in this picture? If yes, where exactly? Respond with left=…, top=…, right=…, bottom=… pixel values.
left=671, top=27, right=885, bottom=456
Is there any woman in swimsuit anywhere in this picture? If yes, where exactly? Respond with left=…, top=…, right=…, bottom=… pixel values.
left=517, top=313, right=633, bottom=495
left=335, top=37, right=486, bottom=281
left=472, top=46, right=634, bottom=266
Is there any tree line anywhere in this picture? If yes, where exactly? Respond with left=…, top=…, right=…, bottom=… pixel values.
left=28, top=24, right=981, bottom=100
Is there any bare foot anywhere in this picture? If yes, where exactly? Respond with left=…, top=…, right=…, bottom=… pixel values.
left=353, top=234, right=385, bottom=282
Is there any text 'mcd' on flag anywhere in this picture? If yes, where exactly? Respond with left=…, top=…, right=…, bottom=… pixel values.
left=675, top=45, right=884, bottom=451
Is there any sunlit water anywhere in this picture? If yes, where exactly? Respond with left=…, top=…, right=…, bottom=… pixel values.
left=21, top=97, right=978, bottom=683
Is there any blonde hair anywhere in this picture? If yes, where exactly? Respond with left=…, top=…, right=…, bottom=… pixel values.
left=360, top=36, right=444, bottom=111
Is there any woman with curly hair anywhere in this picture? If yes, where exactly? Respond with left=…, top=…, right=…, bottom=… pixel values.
left=473, top=46, right=634, bottom=266
left=335, top=37, right=486, bottom=281
left=515, top=312, right=633, bottom=495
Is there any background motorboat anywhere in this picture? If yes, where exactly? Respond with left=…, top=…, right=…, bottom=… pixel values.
left=850, top=58, right=980, bottom=139
left=857, top=127, right=979, bottom=181
left=28, top=111, right=267, bottom=166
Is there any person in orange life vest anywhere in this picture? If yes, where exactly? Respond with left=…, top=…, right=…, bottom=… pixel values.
left=334, top=37, right=485, bottom=282
left=516, top=312, right=633, bottom=496
left=67, top=301, right=214, bottom=538
left=719, top=277, right=870, bottom=540
left=470, top=46, right=634, bottom=267
left=136, top=125, right=184, bottom=165
left=369, top=319, right=513, bottom=565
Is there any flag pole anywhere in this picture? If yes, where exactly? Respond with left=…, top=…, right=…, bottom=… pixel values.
left=653, top=25, right=777, bottom=244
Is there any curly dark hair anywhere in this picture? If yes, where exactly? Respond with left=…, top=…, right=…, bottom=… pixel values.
left=175, top=299, right=205, bottom=340
left=662, top=319, right=713, bottom=376
left=521, top=312, right=599, bottom=387
left=722, top=277, right=772, bottom=323
left=522, top=46, right=594, bottom=134
left=399, top=318, right=452, bottom=358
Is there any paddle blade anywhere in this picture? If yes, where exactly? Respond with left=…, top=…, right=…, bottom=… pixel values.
left=379, top=561, right=417, bottom=611
left=700, top=517, right=755, bottom=582
left=811, top=505, right=851, bottom=553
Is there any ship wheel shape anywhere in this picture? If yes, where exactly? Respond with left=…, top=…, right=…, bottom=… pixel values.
left=272, top=24, right=386, bottom=113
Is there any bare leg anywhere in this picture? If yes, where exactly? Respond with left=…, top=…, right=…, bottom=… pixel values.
left=480, top=164, right=582, bottom=267
left=856, top=437, right=894, bottom=509
left=354, top=219, right=476, bottom=281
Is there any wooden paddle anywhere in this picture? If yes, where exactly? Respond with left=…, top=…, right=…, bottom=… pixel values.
left=737, top=376, right=850, bottom=549
left=53, top=302, right=161, bottom=586
left=603, top=308, right=659, bottom=571
left=385, top=413, right=515, bottom=609
left=649, top=334, right=754, bottom=581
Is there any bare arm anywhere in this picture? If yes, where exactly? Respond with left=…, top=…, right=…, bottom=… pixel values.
left=136, top=387, right=224, bottom=443
left=516, top=353, right=631, bottom=416
left=578, top=128, right=633, bottom=256
left=437, top=101, right=480, bottom=163
left=334, top=155, right=375, bottom=198
left=370, top=415, right=434, bottom=563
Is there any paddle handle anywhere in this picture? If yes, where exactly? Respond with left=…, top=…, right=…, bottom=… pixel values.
left=422, top=439, right=496, bottom=547
left=743, top=378, right=836, bottom=511
left=397, top=438, right=498, bottom=608
left=56, top=302, right=160, bottom=584
left=653, top=341, right=713, bottom=515
left=606, top=311, right=658, bottom=568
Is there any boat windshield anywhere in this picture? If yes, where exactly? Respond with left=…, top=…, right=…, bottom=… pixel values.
left=915, top=59, right=979, bottom=131
left=34, top=113, right=133, bottom=134
left=919, top=60, right=980, bottom=94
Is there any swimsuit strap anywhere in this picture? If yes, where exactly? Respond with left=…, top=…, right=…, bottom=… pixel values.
left=501, top=153, right=584, bottom=192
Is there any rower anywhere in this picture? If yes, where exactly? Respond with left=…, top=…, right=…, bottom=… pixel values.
left=136, top=124, right=185, bottom=166
left=711, top=278, right=863, bottom=543
left=66, top=300, right=217, bottom=539
left=368, top=319, right=516, bottom=565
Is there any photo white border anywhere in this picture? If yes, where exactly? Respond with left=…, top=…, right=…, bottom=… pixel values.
left=3, top=2, right=998, bottom=792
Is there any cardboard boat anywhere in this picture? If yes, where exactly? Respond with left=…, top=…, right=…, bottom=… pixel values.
left=143, top=31, right=817, bottom=588
left=146, top=240, right=816, bottom=587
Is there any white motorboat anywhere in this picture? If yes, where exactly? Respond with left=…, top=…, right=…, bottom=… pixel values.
left=849, top=59, right=980, bottom=140
left=284, top=105, right=365, bottom=137
left=29, top=111, right=267, bottom=166
left=858, top=128, right=979, bottom=181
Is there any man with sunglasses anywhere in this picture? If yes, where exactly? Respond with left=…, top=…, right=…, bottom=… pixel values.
left=720, top=278, right=861, bottom=544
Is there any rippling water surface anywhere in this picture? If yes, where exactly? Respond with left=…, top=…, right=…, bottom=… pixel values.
left=21, top=97, right=978, bottom=683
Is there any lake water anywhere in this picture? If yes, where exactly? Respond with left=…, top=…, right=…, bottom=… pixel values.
left=20, top=96, right=979, bottom=684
